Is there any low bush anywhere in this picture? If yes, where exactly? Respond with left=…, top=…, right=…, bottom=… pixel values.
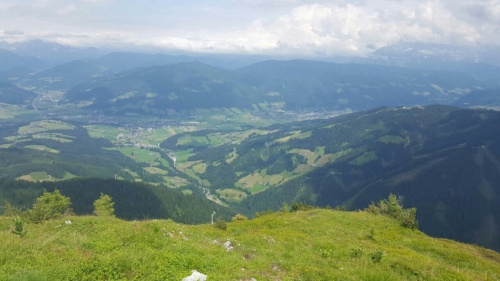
left=349, top=246, right=364, bottom=258
left=371, top=250, right=384, bottom=263
left=231, top=214, right=248, bottom=221
left=213, top=220, right=227, bottom=230
left=290, top=202, right=314, bottom=212
left=27, top=190, right=72, bottom=223
left=366, top=194, right=418, bottom=230
left=11, top=216, right=27, bottom=237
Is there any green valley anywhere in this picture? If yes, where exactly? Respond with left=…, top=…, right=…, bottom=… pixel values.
left=2, top=105, right=500, bottom=252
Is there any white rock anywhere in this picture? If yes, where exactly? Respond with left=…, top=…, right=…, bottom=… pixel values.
left=182, top=270, right=207, bottom=281
left=223, top=241, right=234, bottom=251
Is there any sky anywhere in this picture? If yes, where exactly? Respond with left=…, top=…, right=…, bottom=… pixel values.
left=0, top=0, right=499, bottom=56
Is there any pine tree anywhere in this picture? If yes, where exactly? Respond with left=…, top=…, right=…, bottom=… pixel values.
left=93, top=193, right=115, bottom=217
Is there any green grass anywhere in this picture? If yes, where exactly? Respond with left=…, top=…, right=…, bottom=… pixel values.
left=16, top=171, right=77, bottom=182
left=16, top=171, right=54, bottom=181
left=177, top=135, right=210, bottom=147
left=172, top=149, right=194, bottom=163
left=18, top=120, right=75, bottom=134
left=106, top=147, right=168, bottom=167
left=84, top=124, right=123, bottom=141
left=24, top=145, right=59, bottom=154
left=350, top=151, right=378, bottom=166
left=216, top=188, right=248, bottom=202
left=191, top=162, right=207, bottom=174
left=0, top=104, right=32, bottom=119
left=0, top=209, right=498, bottom=280
left=249, top=184, right=268, bottom=194
left=3, top=135, right=31, bottom=142
left=32, top=133, right=75, bottom=143
left=143, top=166, right=168, bottom=175
left=163, top=176, right=190, bottom=188
left=378, top=135, right=405, bottom=144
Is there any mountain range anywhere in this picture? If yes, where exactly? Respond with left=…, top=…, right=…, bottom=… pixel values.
left=59, top=59, right=492, bottom=116
left=1, top=40, right=499, bottom=115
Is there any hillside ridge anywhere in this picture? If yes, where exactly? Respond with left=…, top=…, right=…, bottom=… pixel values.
left=1, top=209, right=499, bottom=280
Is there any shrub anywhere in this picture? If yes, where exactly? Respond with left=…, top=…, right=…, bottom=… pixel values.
left=213, top=220, right=227, bottom=230
left=371, top=250, right=384, bottom=263
left=93, top=193, right=115, bottom=217
left=290, top=202, right=314, bottom=212
left=365, top=202, right=381, bottom=215
left=27, top=190, right=72, bottom=223
left=334, top=205, right=347, bottom=211
left=349, top=246, right=364, bottom=258
left=367, top=228, right=376, bottom=241
left=280, top=202, right=290, bottom=212
left=318, top=247, right=334, bottom=259
left=365, top=194, right=418, bottom=230
left=399, top=208, right=419, bottom=230
left=255, top=209, right=274, bottom=218
left=11, top=216, right=27, bottom=237
left=231, top=214, right=248, bottom=221
left=379, top=194, right=403, bottom=218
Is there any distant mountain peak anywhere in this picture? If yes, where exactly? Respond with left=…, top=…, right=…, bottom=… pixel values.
left=0, top=39, right=107, bottom=66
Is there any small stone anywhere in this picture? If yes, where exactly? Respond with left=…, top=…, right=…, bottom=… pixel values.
left=223, top=241, right=234, bottom=251
left=182, top=270, right=207, bottom=281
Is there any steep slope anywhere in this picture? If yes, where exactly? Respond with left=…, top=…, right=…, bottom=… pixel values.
left=0, top=209, right=498, bottom=280
left=0, top=81, right=37, bottom=107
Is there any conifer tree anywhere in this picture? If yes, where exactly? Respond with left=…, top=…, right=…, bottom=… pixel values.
left=93, top=193, right=115, bottom=217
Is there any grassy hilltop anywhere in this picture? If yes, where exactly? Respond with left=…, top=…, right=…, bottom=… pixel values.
left=1, top=209, right=499, bottom=281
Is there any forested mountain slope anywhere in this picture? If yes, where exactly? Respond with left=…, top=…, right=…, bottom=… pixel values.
left=63, top=60, right=485, bottom=115
left=169, top=105, right=500, bottom=250
left=0, top=178, right=234, bottom=224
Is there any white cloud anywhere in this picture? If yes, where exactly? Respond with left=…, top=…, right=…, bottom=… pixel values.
left=2, top=30, right=24, bottom=35
left=0, top=0, right=498, bottom=55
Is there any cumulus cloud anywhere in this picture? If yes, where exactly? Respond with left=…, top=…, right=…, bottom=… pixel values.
left=0, top=0, right=498, bottom=55
left=230, top=1, right=496, bottom=55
